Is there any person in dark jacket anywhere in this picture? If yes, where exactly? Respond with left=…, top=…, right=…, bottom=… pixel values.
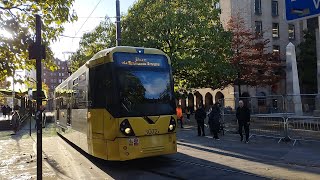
left=208, top=102, right=221, bottom=140
left=236, top=100, right=251, bottom=143
left=195, top=104, right=206, bottom=136
left=1, top=105, right=7, bottom=118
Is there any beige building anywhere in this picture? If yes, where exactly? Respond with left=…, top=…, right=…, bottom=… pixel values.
left=220, top=0, right=303, bottom=60
left=180, top=0, right=307, bottom=113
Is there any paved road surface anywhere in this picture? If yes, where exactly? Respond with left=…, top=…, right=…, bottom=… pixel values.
left=1, top=123, right=320, bottom=179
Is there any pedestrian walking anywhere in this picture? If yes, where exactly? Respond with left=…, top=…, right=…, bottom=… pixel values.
left=236, top=100, right=251, bottom=143
left=186, top=107, right=191, bottom=121
left=6, top=105, right=12, bottom=114
left=208, top=102, right=221, bottom=140
left=195, top=104, right=206, bottom=136
left=11, top=110, right=20, bottom=134
left=176, top=105, right=183, bottom=128
left=1, top=105, right=7, bottom=118
left=2, top=105, right=7, bottom=119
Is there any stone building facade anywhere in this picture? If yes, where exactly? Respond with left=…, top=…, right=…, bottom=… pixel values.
left=43, top=59, right=69, bottom=97
left=178, top=0, right=307, bottom=113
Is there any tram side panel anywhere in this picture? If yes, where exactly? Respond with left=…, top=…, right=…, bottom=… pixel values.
left=87, top=62, right=120, bottom=159
left=70, top=70, right=89, bottom=153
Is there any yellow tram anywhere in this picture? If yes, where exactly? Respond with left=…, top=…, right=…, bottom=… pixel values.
left=54, top=46, right=177, bottom=161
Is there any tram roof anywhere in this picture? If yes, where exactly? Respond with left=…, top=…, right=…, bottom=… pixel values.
left=87, top=46, right=170, bottom=68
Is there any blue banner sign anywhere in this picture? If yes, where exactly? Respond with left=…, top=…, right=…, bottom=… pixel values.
left=286, top=0, right=320, bottom=21
left=114, top=53, right=169, bottom=69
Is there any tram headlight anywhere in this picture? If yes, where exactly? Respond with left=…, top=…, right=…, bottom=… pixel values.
left=125, top=128, right=131, bottom=134
left=120, top=119, right=135, bottom=136
left=168, top=116, right=176, bottom=132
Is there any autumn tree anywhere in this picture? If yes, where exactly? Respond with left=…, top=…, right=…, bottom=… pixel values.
left=122, top=0, right=235, bottom=90
left=0, top=0, right=77, bottom=81
left=227, top=15, right=282, bottom=96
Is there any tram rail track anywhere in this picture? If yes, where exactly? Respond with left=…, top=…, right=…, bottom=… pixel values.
left=138, top=156, right=265, bottom=180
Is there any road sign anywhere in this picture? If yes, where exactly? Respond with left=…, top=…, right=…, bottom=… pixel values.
left=286, top=0, right=320, bottom=21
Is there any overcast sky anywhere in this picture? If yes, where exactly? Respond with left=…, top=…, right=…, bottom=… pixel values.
left=50, top=0, right=137, bottom=60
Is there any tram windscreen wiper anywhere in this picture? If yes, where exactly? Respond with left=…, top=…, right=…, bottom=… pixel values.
left=121, top=97, right=147, bottom=116
left=121, top=103, right=129, bottom=112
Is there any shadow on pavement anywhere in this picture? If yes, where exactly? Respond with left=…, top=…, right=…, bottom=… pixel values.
left=58, top=132, right=266, bottom=180
left=177, top=125, right=320, bottom=175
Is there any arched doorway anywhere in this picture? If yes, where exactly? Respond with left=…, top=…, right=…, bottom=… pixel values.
left=187, top=93, right=194, bottom=113
left=205, top=92, right=213, bottom=111
left=194, top=92, right=203, bottom=109
left=215, top=91, right=225, bottom=106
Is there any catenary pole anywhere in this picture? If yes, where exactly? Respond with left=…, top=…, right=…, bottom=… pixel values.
left=116, top=0, right=121, bottom=46
left=35, top=14, right=43, bottom=180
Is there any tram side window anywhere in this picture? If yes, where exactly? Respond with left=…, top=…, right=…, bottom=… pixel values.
left=90, top=65, right=106, bottom=108
left=55, top=92, right=62, bottom=109
left=72, top=73, right=88, bottom=109
left=89, top=64, right=114, bottom=112
left=105, top=65, right=114, bottom=110
left=58, top=91, right=69, bottom=109
left=72, top=83, right=79, bottom=109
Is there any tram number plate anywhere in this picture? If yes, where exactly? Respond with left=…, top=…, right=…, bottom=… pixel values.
left=146, top=129, right=159, bottom=135
left=128, top=137, right=139, bottom=146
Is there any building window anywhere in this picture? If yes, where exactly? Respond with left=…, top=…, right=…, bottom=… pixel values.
left=273, top=45, right=280, bottom=60
left=44, top=79, right=46, bottom=83
left=272, top=1, right=279, bottom=16
left=58, top=61, right=60, bottom=65
left=51, top=79, right=54, bottom=83
left=255, top=21, right=262, bottom=35
left=62, top=73, right=64, bottom=76
left=272, top=23, right=279, bottom=38
left=62, top=66, right=65, bottom=70
left=254, top=0, right=262, bottom=15
left=288, top=24, right=295, bottom=40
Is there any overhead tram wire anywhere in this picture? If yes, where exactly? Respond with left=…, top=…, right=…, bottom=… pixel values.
left=59, top=35, right=82, bottom=38
left=61, top=16, right=117, bottom=39
left=73, top=0, right=103, bottom=39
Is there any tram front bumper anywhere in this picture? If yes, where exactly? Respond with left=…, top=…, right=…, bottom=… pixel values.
left=108, top=133, right=177, bottom=161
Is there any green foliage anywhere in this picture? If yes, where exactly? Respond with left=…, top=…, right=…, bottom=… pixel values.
left=69, top=0, right=235, bottom=90
left=0, top=0, right=77, bottom=81
left=122, top=0, right=235, bottom=90
left=297, top=30, right=317, bottom=93
left=69, top=20, right=116, bottom=72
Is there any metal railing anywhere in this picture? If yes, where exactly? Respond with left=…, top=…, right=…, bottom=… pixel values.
left=219, top=94, right=320, bottom=146
left=286, top=116, right=320, bottom=146
left=250, top=115, right=287, bottom=142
